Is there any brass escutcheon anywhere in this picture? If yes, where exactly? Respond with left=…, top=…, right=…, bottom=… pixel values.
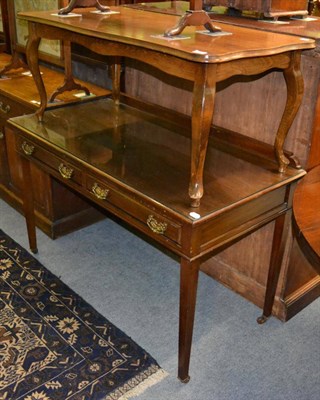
left=22, top=141, right=35, bottom=156
left=147, top=215, right=167, bottom=235
left=92, top=183, right=109, bottom=200
left=0, top=101, right=10, bottom=114
left=58, top=163, right=74, bottom=179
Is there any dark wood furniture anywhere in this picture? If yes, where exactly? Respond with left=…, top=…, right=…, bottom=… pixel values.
left=122, top=1, right=320, bottom=321
left=0, top=52, right=110, bottom=238
left=10, top=6, right=315, bottom=381
left=58, top=0, right=110, bottom=14
left=204, top=0, right=309, bottom=19
left=19, top=6, right=313, bottom=208
left=8, top=98, right=306, bottom=382
left=0, top=0, right=11, bottom=54
left=293, top=165, right=320, bottom=273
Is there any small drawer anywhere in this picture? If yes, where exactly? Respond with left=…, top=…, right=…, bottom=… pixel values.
left=16, top=136, right=83, bottom=186
left=0, top=94, right=28, bottom=119
left=86, top=175, right=182, bottom=245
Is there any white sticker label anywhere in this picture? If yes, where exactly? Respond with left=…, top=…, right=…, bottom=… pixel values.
left=189, top=212, right=201, bottom=219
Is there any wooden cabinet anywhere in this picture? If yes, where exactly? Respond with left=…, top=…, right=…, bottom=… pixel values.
left=0, top=53, right=110, bottom=238
left=203, top=0, right=309, bottom=18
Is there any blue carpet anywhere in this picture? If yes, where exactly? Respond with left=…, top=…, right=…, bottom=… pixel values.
left=0, top=198, right=319, bottom=399
left=0, top=229, right=167, bottom=400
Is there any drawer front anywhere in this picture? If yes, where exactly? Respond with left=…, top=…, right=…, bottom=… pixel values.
left=0, top=93, right=31, bottom=120
left=15, top=134, right=182, bottom=246
left=85, top=175, right=182, bottom=245
left=16, top=136, right=83, bottom=186
left=200, top=186, right=287, bottom=253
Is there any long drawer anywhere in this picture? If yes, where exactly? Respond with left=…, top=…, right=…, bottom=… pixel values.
left=16, top=135, right=83, bottom=187
left=16, top=134, right=182, bottom=247
left=0, top=93, right=32, bottom=121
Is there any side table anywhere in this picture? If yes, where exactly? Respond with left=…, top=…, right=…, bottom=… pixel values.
left=8, top=98, right=307, bottom=381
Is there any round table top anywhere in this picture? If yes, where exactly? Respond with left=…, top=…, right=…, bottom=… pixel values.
left=293, top=165, right=320, bottom=273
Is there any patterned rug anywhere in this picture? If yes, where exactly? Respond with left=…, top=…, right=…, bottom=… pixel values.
left=0, top=230, right=167, bottom=400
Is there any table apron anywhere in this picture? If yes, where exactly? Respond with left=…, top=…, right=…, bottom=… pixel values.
left=31, top=22, right=294, bottom=83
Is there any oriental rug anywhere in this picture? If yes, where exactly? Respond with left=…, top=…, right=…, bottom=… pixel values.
left=0, top=230, right=167, bottom=400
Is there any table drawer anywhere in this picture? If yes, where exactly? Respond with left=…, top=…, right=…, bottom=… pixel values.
left=16, top=136, right=83, bottom=186
left=86, top=175, right=182, bottom=245
left=0, top=93, right=30, bottom=120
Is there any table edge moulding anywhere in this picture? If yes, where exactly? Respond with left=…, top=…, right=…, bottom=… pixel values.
left=11, top=5, right=315, bottom=382
left=18, top=6, right=314, bottom=207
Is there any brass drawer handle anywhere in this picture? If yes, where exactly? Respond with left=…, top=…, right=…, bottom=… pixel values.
left=92, top=183, right=109, bottom=200
left=147, top=215, right=167, bottom=235
left=22, top=141, right=35, bottom=156
left=0, top=101, right=10, bottom=114
left=58, top=163, right=74, bottom=179
left=0, top=131, right=4, bottom=140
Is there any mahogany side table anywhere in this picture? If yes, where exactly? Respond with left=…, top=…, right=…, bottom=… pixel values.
left=8, top=98, right=307, bottom=382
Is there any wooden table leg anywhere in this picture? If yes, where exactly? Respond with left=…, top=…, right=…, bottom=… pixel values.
left=20, top=156, right=38, bottom=254
left=275, top=51, right=304, bottom=173
left=26, top=22, right=47, bottom=122
left=257, top=209, right=291, bottom=324
left=58, top=0, right=110, bottom=15
left=178, top=258, right=200, bottom=382
left=164, top=10, right=221, bottom=37
left=49, top=41, right=91, bottom=102
left=111, top=56, right=122, bottom=106
left=189, top=64, right=216, bottom=207
left=0, top=50, right=29, bottom=76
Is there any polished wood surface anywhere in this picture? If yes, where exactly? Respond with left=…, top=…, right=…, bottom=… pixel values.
left=293, top=165, right=320, bottom=273
left=210, top=10, right=320, bottom=39
left=19, top=7, right=314, bottom=61
left=8, top=97, right=306, bottom=381
left=19, top=7, right=314, bottom=207
left=125, top=1, right=320, bottom=38
left=124, top=2, right=320, bottom=39
left=10, top=98, right=305, bottom=219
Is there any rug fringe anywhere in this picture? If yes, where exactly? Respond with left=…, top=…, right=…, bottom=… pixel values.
left=106, top=365, right=168, bottom=400
left=119, top=368, right=168, bottom=400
